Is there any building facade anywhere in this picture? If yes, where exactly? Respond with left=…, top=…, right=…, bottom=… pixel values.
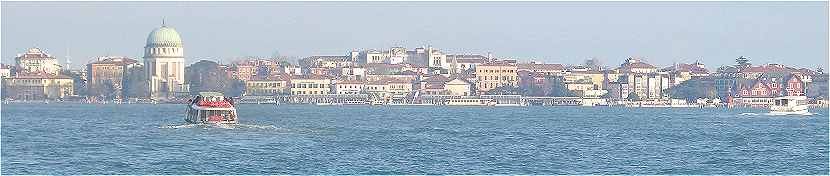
left=144, top=24, right=186, bottom=98
left=475, top=62, right=518, bottom=93
left=86, top=56, right=138, bottom=98
left=2, top=73, right=74, bottom=100
left=14, top=48, right=62, bottom=75
left=290, top=76, right=332, bottom=95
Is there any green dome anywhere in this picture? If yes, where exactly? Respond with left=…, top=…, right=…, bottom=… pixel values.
left=146, top=26, right=182, bottom=48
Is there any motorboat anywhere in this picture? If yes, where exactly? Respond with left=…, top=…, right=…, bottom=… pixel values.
left=769, top=96, right=809, bottom=115
left=185, top=92, right=239, bottom=124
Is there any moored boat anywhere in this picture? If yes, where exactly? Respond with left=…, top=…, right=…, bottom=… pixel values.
left=185, top=92, right=239, bottom=124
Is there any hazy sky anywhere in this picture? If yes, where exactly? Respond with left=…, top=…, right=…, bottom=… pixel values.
left=2, top=1, right=828, bottom=70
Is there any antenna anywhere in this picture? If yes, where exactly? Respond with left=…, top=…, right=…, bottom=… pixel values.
left=162, top=18, right=166, bottom=27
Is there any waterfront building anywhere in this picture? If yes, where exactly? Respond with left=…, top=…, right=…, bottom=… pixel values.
left=366, top=78, right=414, bottom=98
left=143, top=24, right=187, bottom=98
left=475, top=62, right=518, bottom=93
left=333, top=79, right=365, bottom=94
left=2, top=72, right=73, bottom=100
left=611, top=72, right=670, bottom=100
left=244, top=75, right=290, bottom=96
left=14, top=48, right=62, bottom=75
left=731, top=73, right=807, bottom=107
left=85, top=56, right=139, bottom=98
left=290, top=75, right=332, bottom=95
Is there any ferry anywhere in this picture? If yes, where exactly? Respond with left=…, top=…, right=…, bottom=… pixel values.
left=769, top=96, right=809, bottom=115
left=446, top=98, right=497, bottom=106
left=185, top=92, right=239, bottom=124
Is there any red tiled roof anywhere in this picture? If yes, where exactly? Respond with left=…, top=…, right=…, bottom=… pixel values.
left=421, top=75, right=449, bottom=83
left=742, top=64, right=792, bottom=73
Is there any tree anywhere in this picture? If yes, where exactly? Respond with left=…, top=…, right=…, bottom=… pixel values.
left=545, top=76, right=577, bottom=97
left=626, top=92, right=640, bottom=101
left=666, top=78, right=718, bottom=101
left=185, top=60, right=240, bottom=96
left=122, top=66, right=149, bottom=98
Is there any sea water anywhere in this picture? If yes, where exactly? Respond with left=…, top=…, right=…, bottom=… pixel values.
left=1, top=103, right=827, bottom=174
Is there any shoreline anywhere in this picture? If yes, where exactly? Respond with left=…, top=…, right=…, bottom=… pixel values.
left=4, top=100, right=828, bottom=109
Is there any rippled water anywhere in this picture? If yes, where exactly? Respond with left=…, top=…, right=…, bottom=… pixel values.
left=2, top=103, right=827, bottom=174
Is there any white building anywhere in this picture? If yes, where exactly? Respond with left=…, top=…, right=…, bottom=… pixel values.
left=333, top=79, right=365, bottom=94
left=143, top=24, right=187, bottom=98
left=15, top=48, right=62, bottom=75
left=427, top=47, right=446, bottom=69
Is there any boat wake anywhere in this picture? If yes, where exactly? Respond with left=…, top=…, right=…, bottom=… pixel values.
left=763, top=112, right=816, bottom=116
left=739, top=112, right=817, bottom=117
left=159, top=123, right=276, bottom=129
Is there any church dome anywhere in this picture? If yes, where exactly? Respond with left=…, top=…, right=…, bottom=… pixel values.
left=145, top=26, right=182, bottom=48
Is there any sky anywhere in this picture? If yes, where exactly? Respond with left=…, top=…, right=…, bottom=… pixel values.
left=2, top=1, right=828, bottom=70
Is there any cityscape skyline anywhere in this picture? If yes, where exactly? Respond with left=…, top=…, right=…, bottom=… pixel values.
left=2, top=1, right=828, bottom=70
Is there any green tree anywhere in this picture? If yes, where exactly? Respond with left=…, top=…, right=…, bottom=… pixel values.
left=666, top=78, right=718, bottom=101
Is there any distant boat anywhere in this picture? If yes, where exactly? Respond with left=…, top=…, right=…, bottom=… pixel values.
left=185, top=92, right=239, bottom=124
left=769, top=96, right=809, bottom=115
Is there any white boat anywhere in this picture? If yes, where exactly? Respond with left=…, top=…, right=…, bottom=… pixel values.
left=185, top=92, right=239, bottom=124
left=446, top=98, right=497, bottom=106
left=769, top=96, right=809, bottom=115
